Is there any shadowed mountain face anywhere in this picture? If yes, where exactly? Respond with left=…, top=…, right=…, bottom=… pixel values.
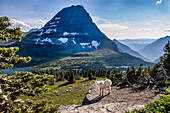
left=30, top=5, right=118, bottom=54
left=139, top=36, right=170, bottom=62
left=113, top=39, right=148, bottom=61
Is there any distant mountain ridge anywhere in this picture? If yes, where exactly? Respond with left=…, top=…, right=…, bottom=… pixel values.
left=113, top=39, right=148, bottom=61
left=119, top=39, right=156, bottom=52
left=139, top=36, right=170, bottom=62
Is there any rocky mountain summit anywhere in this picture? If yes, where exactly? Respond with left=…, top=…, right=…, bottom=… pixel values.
left=33, top=5, right=118, bottom=53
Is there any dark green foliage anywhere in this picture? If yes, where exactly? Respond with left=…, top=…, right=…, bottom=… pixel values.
left=127, top=66, right=136, bottom=83
left=161, top=41, right=170, bottom=75
left=88, top=69, right=93, bottom=80
left=110, top=69, right=124, bottom=85
left=126, top=89, right=170, bottom=113
left=46, top=69, right=50, bottom=75
left=136, top=64, right=143, bottom=81
left=0, top=72, right=59, bottom=112
left=0, top=17, right=31, bottom=69
left=68, top=70, right=75, bottom=83
left=32, top=51, right=153, bottom=72
left=32, top=100, right=59, bottom=113
left=165, top=88, right=170, bottom=94
left=59, top=72, right=65, bottom=81
left=151, top=63, right=165, bottom=83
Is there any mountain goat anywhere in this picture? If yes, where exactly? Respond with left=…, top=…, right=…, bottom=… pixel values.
left=94, top=79, right=112, bottom=96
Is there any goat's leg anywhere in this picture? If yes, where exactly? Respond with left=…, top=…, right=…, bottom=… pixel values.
left=102, top=88, right=104, bottom=96
left=108, top=86, right=111, bottom=94
left=99, top=88, right=101, bottom=96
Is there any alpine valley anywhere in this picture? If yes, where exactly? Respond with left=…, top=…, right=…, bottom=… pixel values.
left=8, top=5, right=153, bottom=71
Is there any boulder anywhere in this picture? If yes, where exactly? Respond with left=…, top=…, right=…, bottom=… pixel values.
left=82, top=87, right=110, bottom=105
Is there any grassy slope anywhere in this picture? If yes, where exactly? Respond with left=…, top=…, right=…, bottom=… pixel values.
left=19, top=78, right=106, bottom=105
left=33, top=51, right=153, bottom=71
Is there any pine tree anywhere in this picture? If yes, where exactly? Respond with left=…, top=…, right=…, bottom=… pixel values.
left=0, top=17, right=31, bottom=69
left=127, top=66, right=136, bottom=83
left=136, top=64, right=143, bottom=82
left=68, top=70, right=75, bottom=83
left=0, top=17, right=59, bottom=112
left=126, top=67, right=130, bottom=74
left=160, top=41, right=170, bottom=75
left=88, top=69, right=93, bottom=80
left=50, top=69, right=56, bottom=76
left=46, top=69, right=50, bottom=75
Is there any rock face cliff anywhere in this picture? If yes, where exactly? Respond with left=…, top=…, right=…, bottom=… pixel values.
left=32, top=5, right=118, bottom=54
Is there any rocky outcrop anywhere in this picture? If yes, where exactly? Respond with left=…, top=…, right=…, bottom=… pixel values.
left=82, top=87, right=102, bottom=105
left=59, top=86, right=165, bottom=113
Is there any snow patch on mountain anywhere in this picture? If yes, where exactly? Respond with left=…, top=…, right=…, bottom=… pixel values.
left=34, top=37, right=54, bottom=44
left=53, top=28, right=57, bottom=32
left=80, top=43, right=90, bottom=49
left=58, top=38, right=68, bottom=43
left=37, top=31, right=43, bottom=36
left=63, top=32, right=79, bottom=36
left=55, top=17, right=61, bottom=20
left=88, top=45, right=92, bottom=48
left=70, top=32, right=79, bottom=35
left=50, top=25, right=57, bottom=27
left=73, top=38, right=76, bottom=44
left=44, top=29, right=53, bottom=34
left=50, top=22, right=55, bottom=24
left=34, top=38, right=40, bottom=44
left=63, top=32, right=69, bottom=36
left=41, top=37, right=53, bottom=44
left=91, top=40, right=100, bottom=49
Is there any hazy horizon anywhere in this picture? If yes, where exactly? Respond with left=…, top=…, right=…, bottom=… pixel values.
left=1, top=0, right=170, bottom=39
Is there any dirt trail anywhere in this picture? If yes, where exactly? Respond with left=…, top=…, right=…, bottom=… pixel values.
left=59, top=86, right=167, bottom=113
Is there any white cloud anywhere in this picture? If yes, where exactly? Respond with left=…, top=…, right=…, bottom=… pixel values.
left=92, top=16, right=111, bottom=24
left=34, top=26, right=42, bottom=29
left=11, top=19, right=30, bottom=28
left=23, top=18, right=48, bottom=25
left=35, top=19, right=46, bottom=23
left=97, top=23, right=128, bottom=38
left=141, top=29, right=151, bottom=32
left=92, top=16, right=128, bottom=31
left=10, top=18, right=47, bottom=32
left=23, top=18, right=48, bottom=29
left=156, top=0, right=162, bottom=5
left=92, top=16, right=129, bottom=38
left=10, top=19, right=31, bottom=31
left=98, top=24, right=128, bottom=31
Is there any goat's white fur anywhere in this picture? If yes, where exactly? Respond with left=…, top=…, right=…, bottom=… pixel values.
left=94, top=79, right=112, bottom=96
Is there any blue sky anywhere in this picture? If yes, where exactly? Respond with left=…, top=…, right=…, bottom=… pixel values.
left=1, top=0, right=170, bottom=39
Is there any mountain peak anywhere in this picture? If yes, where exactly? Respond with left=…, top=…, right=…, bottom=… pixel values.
left=61, top=5, right=86, bottom=14
left=33, top=5, right=118, bottom=53
left=70, top=5, right=84, bottom=8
